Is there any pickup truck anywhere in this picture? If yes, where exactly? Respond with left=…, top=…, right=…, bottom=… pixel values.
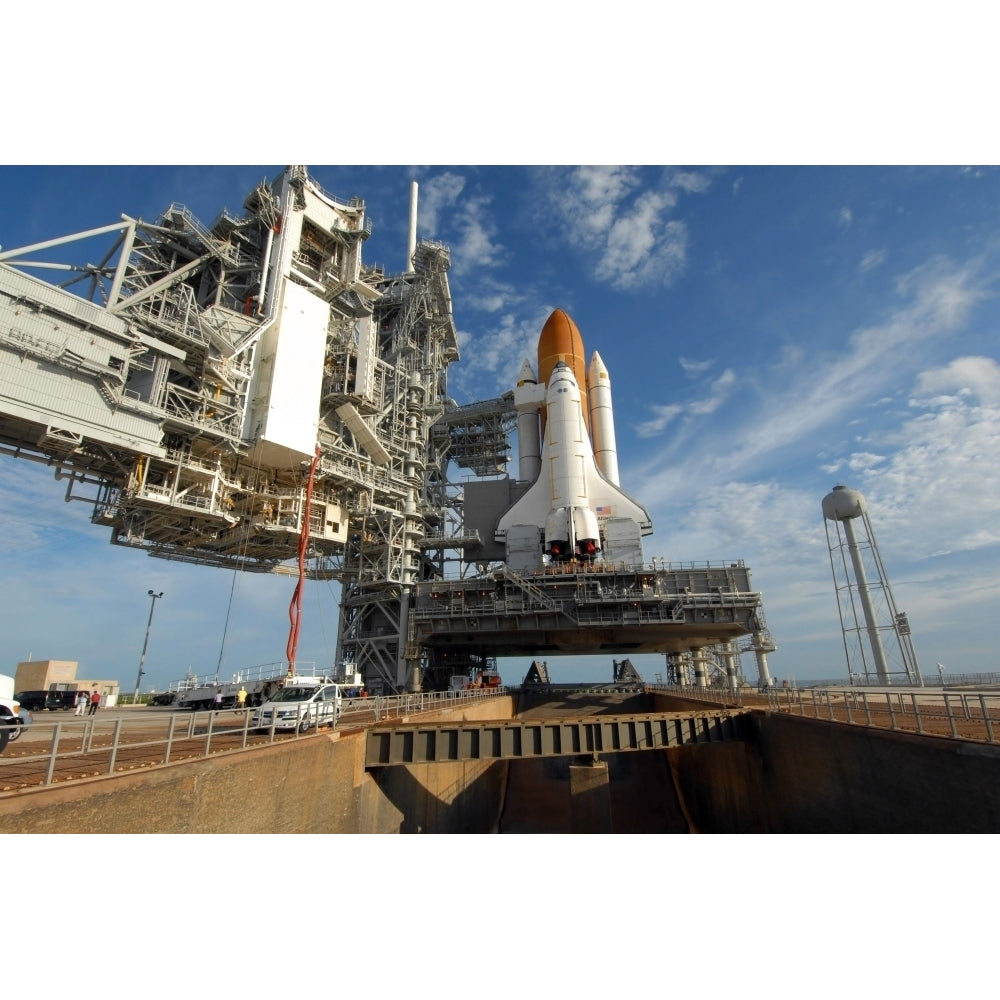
left=1, top=674, right=32, bottom=754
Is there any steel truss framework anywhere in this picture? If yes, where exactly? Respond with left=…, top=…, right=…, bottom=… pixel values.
left=0, top=166, right=479, bottom=693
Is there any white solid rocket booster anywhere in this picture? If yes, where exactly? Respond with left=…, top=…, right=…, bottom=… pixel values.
left=587, top=350, right=620, bottom=486
left=515, top=358, right=542, bottom=483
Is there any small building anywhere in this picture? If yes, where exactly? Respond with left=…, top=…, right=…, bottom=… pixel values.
left=14, top=660, right=120, bottom=706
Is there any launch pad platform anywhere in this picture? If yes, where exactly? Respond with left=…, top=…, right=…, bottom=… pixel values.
left=410, top=560, right=764, bottom=658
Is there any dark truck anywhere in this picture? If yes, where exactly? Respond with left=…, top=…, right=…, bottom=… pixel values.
left=14, top=689, right=80, bottom=712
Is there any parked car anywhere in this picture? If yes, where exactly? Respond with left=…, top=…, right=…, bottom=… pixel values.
left=252, top=678, right=344, bottom=733
left=14, top=689, right=78, bottom=711
left=1, top=675, right=32, bottom=753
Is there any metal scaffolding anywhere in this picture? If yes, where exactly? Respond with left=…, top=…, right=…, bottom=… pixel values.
left=0, top=167, right=462, bottom=693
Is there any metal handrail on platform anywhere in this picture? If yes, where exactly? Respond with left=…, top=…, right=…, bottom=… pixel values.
left=758, top=686, right=1000, bottom=744
left=0, top=688, right=508, bottom=792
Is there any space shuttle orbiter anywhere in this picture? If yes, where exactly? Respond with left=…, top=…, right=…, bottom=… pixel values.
left=495, top=309, right=652, bottom=567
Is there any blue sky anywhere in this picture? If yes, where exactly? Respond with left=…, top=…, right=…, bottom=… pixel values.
left=2, top=164, right=998, bottom=692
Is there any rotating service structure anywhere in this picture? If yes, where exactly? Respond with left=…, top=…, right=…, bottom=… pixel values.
left=0, top=167, right=464, bottom=694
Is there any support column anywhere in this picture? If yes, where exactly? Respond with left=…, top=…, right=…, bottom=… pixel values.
left=668, top=652, right=689, bottom=686
left=722, top=641, right=739, bottom=692
left=692, top=648, right=709, bottom=689
left=753, top=634, right=773, bottom=689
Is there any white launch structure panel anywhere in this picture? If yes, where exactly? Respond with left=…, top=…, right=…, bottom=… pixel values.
left=249, top=280, right=328, bottom=468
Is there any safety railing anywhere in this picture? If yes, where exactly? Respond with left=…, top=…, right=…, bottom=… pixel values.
left=0, top=688, right=509, bottom=792
left=758, top=687, right=1000, bottom=744
left=647, top=682, right=1000, bottom=745
left=647, top=683, right=745, bottom=708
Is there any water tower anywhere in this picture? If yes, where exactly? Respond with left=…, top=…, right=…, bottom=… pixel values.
left=822, top=485, right=923, bottom=686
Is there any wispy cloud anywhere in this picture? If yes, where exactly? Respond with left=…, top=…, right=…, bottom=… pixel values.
left=731, top=258, right=989, bottom=469
left=679, top=357, right=714, bottom=376
left=450, top=193, right=504, bottom=273
left=670, top=171, right=711, bottom=194
left=858, top=248, right=887, bottom=272
left=628, top=255, right=993, bottom=513
left=451, top=305, right=558, bottom=396
left=852, top=360, right=1000, bottom=557
left=417, top=172, right=465, bottom=235
left=635, top=367, right=735, bottom=436
left=689, top=368, right=736, bottom=415
left=417, top=172, right=503, bottom=273
left=911, top=355, right=1000, bottom=406
left=636, top=403, right=683, bottom=438
left=545, top=166, right=710, bottom=291
left=463, top=277, right=519, bottom=314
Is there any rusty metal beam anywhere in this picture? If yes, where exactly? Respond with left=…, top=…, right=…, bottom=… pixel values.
left=365, top=709, right=751, bottom=767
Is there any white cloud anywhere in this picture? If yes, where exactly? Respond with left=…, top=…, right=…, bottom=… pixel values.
left=634, top=369, right=736, bottom=437
left=911, top=355, right=1000, bottom=406
left=546, top=166, right=709, bottom=290
left=628, top=255, right=993, bottom=519
left=560, top=166, right=640, bottom=243
left=846, top=451, right=886, bottom=472
left=636, top=403, right=683, bottom=438
left=670, top=170, right=711, bottom=194
left=892, top=256, right=988, bottom=331
left=462, top=277, right=523, bottom=315
left=858, top=361, right=1000, bottom=558
left=858, top=248, right=887, bottom=272
left=451, top=305, right=558, bottom=395
left=668, top=481, right=825, bottom=565
left=836, top=206, right=853, bottom=229
left=679, top=357, right=714, bottom=376
left=689, top=368, right=736, bottom=415
left=418, top=172, right=465, bottom=235
left=415, top=173, right=503, bottom=274
left=451, top=193, right=504, bottom=273
left=731, top=258, right=988, bottom=469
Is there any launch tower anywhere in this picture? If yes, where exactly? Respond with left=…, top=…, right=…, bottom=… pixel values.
left=0, top=167, right=463, bottom=693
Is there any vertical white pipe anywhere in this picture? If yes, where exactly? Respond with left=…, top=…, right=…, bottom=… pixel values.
left=843, top=516, right=891, bottom=683
left=407, top=181, right=418, bottom=273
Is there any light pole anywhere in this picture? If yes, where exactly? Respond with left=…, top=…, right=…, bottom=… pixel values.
left=134, top=590, right=164, bottom=703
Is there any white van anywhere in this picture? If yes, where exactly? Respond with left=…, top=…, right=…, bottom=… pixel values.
left=0, top=673, right=32, bottom=754
left=252, top=677, right=343, bottom=733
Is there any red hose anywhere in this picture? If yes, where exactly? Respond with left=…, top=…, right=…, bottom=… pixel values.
left=286, top=446, right=321, bottom=674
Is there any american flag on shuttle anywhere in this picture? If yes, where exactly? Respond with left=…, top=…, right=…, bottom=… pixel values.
left=595, top=505, right=611, bottom=515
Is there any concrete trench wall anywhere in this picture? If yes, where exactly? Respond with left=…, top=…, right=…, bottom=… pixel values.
left=0, top=697, right=517, bottom=834
left=750, top=711, right=1000, bottom=832
left=3, top=695, right=1000, bottom=833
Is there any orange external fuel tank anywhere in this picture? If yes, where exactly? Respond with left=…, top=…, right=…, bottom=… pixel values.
left=537, top=308, right=589, bottom=434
